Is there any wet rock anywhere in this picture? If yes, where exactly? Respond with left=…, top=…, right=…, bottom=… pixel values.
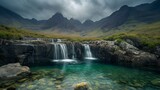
left=90, top=41, right=158, bottom=69
left=0, top=63, right=30, bottom=78
left=27, top=85, right=36, bottom=89
left=73, top=82, right=88, bottom=90
left=17, top=78, right=28, bottom=83
left=151, top=79, right=160, bottom=87
left=56, top=75, right=64, bottom=80
left=55, top=80, right=62, bottom=85
left=56, top=85, right=62, bottom=90
left=128, top=82, right=145, bottom=88
left=7, top=87, right=16, bottom=90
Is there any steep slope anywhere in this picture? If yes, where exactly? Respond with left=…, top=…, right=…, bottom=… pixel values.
left=43, top=13, right=82, bottom=32
left=0, top=5, right=25, bottom=26
left=96, top=0, right=160, bottom=30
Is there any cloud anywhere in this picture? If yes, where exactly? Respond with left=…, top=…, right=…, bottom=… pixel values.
left=0, top=0, right=155, bottom=22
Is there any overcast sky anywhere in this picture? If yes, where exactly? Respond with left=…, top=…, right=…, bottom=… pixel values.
left=0, top=0, right=155, bottom=22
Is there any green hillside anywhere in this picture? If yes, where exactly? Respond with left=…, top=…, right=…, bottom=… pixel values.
left=102, top=22, right=160, bottom=48
left=0, top=25, right=46, bottom=40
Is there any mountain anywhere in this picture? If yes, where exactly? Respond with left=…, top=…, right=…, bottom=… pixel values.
left=0, top=7, right=83, bottom=31
left=95, top=0, right=160, bottom=30
left=0, top=5, right=25, bottom=26
left=0, top=0, right=159, bottom=32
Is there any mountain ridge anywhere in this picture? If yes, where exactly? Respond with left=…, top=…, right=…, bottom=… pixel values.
left=0, top=0, right=159, bottom=32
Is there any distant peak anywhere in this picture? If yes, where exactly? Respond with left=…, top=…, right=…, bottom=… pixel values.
left=83, top=19, right=93, bottom=24
left=120, top=5, right=130, bottom=10
left=83, top=19, right=94, bottom=25
left=31, top=18, right=37, bottom=21
left=49, top=12, right=65, bottom=20
left=52, top=12, right=64, bottom=18
left=85, top=19, right=93, bottom=22
left=70, top=18, right=80, bottom=22
left=70, top=18, right=75, bottom=21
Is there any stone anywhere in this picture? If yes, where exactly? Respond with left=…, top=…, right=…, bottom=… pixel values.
left=73, top=82, right=88, bottom=90
left=17, top=78, right=28, bottom=83
left=56, top=75, right=64, bottom=80
left=0, top=63, right=30, bottom=78
left=151, top=79, right=160, bottom=87
left=7, top=87, right=16, bottom=90
left=27, top=85, right=35, bottom=89
left=56, top=85, right=62, bottom=90
left=55, top=80, right=62, bottom=85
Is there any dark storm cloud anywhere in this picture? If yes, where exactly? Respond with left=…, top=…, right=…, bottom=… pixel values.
left=0, top=0, right=155, bottom=22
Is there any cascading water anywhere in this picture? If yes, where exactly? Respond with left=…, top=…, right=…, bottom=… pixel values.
left=53, top=44, right=68, bottom=60
left=72, top=44, right=75, bottom=59
left=59, top=44, right=68, bottom=59
left=54, top=44, right=59, bottom=59
left=83, top=44, right=96, bottom=60
left=51, top=40, right=77, bottom=63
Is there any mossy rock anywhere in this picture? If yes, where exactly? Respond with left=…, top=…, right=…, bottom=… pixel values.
left=17, top=78, right=28, bottom=83
left=151, top=79, right=160, bottom=87
left=56, top=75, right=64, bottom=80
left=55, top=80, right=62, bottom=85
left=128, top=82, right=145, bottom=88
left=73, top=82, right=89, bottom=90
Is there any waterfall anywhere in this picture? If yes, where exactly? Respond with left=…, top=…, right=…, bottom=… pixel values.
left=84, top=44, right=92, bottom=57
left=83, top=44, right=96, bottom=60
left=72, top=44, right=75, bottom=59
left=52, top=43, right=77, bottom=63
left=53, top=44, right=68, bottom=60
left=60, top=44, right=68, bottom=59
left=54, top=44, right=59, bottom=59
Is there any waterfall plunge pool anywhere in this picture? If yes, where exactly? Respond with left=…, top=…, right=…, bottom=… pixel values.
left=14, top=61, right=160, bottom=90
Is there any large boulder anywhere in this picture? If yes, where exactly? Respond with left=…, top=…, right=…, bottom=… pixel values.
left=0, top=63, right=30, bottom=78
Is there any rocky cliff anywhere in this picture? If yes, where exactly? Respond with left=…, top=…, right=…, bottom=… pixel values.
left=0, top=39, right=159, bottom=71
left=89, top=41, right=159, bottom=70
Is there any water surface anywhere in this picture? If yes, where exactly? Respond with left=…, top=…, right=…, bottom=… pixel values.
left=18, top=61, right=160, bottom=90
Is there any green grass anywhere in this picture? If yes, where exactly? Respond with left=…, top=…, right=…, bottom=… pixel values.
left=102, top=22, right=160, bottom=48
left=0, top=21, right=160, bottom=47
left=0, top=25, right=99, bottom=41
left=0, top=25, right=46, bottom=40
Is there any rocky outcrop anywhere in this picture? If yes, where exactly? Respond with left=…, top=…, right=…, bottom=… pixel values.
left=0, top=63, right=30, bottom=78
left=90, top=40, right=159, bottom=70
left=0, top=40, right=85, bottom=66
left=65, top=42, right=84, bottom=59
left=0, top=39, right=159, bottom=71
left=0, top=43, right=54, bottom=66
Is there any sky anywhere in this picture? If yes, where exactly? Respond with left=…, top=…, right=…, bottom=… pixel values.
left=0, top=0, right=155, bottom=22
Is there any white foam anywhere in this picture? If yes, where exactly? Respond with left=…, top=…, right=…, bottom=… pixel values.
left=52, top=59, right=77, bottom=63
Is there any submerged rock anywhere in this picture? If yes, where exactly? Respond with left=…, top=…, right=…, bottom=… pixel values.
left=73, top=82, right=88, bottom=90
left=151, top=79, right=160, bottom=87
left=0, top=63, right=30, bottom=78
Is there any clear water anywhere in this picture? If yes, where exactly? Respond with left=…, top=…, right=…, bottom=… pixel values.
left=17, top=61, right=160, bottom=90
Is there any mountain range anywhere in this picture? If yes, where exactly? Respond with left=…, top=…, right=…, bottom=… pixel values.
left=0, top=0, right=160, bottom=32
